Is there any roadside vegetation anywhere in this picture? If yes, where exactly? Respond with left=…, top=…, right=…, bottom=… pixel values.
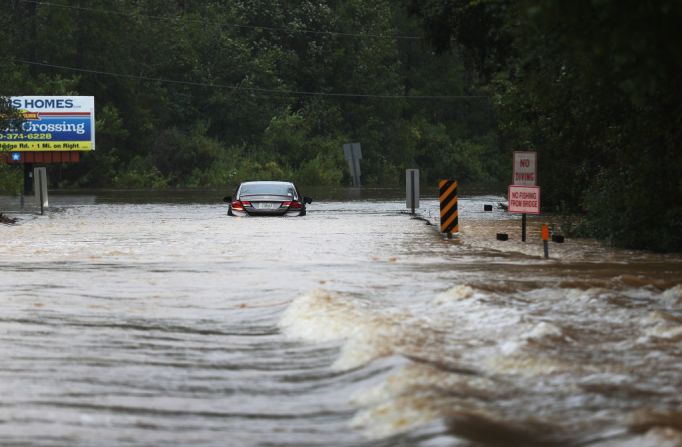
left=0, top=1, right=501, bottom=191
left=409, top=1, right=682, bottom=251
left=1, top=1, right=680, bottom=251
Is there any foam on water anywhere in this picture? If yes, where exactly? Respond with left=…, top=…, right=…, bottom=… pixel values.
left=430, top=285, right=476, bottom=304
left=641, top=311, right=682, bottom=341
left=349, top=361, right=509, bottom=440
left=523, top=321, right=566, bottom=341
left=662, top=284, right=682, bottom=306
left=608, top=428, right=682, bottom=447
left=279, top=289, right=369, bottom=343
left=279, top=280, right=682, bottom=443
left=279, top=289, right=418, bottom=369
left=350, top=396, right=442, bottom=439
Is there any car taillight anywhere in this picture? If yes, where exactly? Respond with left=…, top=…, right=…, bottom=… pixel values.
left=281, top=200, right=302, bottom=209
left=231, top=200, right=251, bottom=210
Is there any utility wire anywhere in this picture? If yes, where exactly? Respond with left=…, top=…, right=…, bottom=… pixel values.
left=19, top=0, right=422, bottom=41
left=15, top=59, right=489, bottom=100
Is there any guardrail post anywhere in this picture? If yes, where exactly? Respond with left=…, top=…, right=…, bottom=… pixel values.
left=542, top=224, right=549, bottom=258
left=406, top=169, right=419, bottom=215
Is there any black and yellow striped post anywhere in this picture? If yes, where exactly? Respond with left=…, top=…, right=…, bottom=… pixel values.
left=439, top=179, right=459, bottom=237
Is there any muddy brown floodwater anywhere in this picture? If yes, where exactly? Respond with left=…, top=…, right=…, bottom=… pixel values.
left=0, top=191, right=681, bottom=446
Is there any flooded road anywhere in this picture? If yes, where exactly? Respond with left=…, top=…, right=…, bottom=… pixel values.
left=0, top=192, right=681, bottom=446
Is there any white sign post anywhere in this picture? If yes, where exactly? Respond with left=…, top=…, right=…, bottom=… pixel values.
left=33, top=167, right=48, bottom=215
left=510, top=151, right=539, bottom=242
left=343, top=143, right=362, bottom=187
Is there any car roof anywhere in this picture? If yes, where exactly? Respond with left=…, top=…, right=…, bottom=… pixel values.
left=240, top=181, right=294, bottom=186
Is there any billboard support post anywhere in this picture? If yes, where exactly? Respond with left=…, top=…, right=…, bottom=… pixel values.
left=33, top=167, right=48, bottom=215
left=23, top=163, right=34, bottom=194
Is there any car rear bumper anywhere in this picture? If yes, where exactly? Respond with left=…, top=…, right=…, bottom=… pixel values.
left=229, top=208, right=305, bottom=217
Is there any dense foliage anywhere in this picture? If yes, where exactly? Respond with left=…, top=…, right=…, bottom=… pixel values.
left=409, top=0, right=682, bottom=251
left=0, top=0, right=499, bottom=192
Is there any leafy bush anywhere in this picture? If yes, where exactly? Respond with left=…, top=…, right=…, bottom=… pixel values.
left=582, top=166, right=682, bottom=252
left=294, top=152, right=344, bottom=186
left=232, top=159, right=292, bottom=184
left=0, top=164, right=22, bottom=195
left=150, top=127, right=222, bottom=185
left=112, top=156, right=168, bottom=189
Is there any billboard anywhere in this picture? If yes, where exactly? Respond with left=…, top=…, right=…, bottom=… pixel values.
left=1, top=96, right=95, bottom=151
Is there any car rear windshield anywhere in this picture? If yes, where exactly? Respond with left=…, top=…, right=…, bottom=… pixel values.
left=240, top=183, right=295, bottom=197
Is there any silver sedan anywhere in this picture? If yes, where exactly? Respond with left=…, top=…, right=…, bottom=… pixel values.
left=224, top=181, right=312, bottom=217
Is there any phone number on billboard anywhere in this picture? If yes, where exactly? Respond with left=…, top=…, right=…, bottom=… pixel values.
left=0, top=133, right=53, bottom=140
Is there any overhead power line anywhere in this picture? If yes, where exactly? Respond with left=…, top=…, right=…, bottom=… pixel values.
left=19, top=0, right=422, bottom=41
left=14, top=59, right=489, bottom=100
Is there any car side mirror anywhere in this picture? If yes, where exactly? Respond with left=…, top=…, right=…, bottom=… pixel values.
left=303, top=196, right=313, bottom=204
left=223, top=196, right=232, bottom=203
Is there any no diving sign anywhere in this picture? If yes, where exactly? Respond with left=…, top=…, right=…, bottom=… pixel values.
left=513, top=151, right=537, bottom=186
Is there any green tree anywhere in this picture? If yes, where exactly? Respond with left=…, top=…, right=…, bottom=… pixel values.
left=0, top=97, right=24, bottom=194
left=1, top=0, right=504, bottom=197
